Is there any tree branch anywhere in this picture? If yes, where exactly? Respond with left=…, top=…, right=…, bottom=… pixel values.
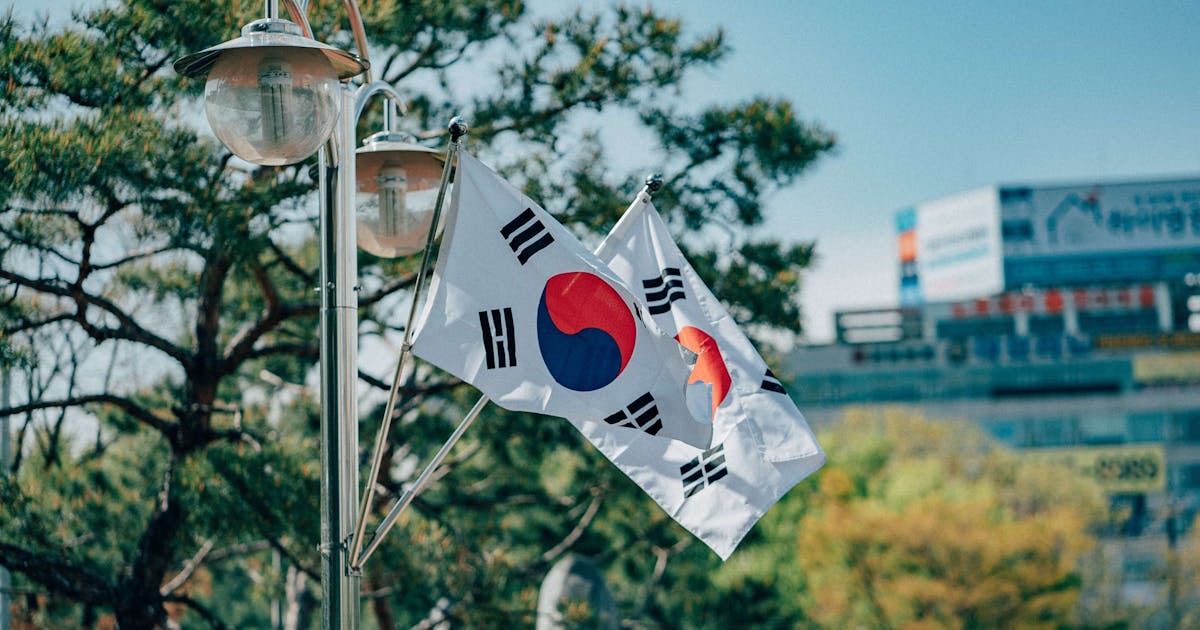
left=633, top=537, right=691, bottom=621
left=241, top=341, right=318, bottom=363
left=220, top=301, right=317, bottom=374
left=268, top=537, right=320, bottom=582
left=540, top=489, right=604, bottom=564
left=266, top=240, right=316, bottom=286
left=2, top=311, right=76, bottom=335
left=205, top=539, right=273, bottom=564
left=387, top=34, right=473, bottom=83
left=159, top=539, right=214, bottom=596
left=358, top=271, right=419, bottom=308
left=89, top=244, right=181, bottom=271
left=162, top=593, right=232, bottom=630
left=0, top=541, right=115, bottom=606
left=0, top=393, right=173, bottom=435
left=0, top=267, right=190, bottom=365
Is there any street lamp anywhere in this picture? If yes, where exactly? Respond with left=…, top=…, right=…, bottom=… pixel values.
left=356, top=125, right=445, bottom=258
left=174, top=2, right=454, bottom=628
left=174, top=13, right=366, bottom=166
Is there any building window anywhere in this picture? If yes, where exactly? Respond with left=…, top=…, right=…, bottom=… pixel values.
left=1129, top=413, right=1166, bottom=443
left=936, top=317, right=1015, bottom=339
left=1078, top=311, right=1160, bottom=336
left=1034, top=334, right=1063, bottom=360
left=1030, top=417, right=1077, bottom=447
left=974, top=336, right=1002, bottom=362
left=985, top=420, right=1020, bottom=447
left=1029, top=315, right=1065, bottom=335
left=1067, top=335, right=1092, bottom=357
left=1006, top=336, right=1031, bottom=362
left=1170, top=463, right=1200, bottom=491
left=1170, top=411, right=1200, bottom=443
left=1079, top=414, right=1126, bottom=445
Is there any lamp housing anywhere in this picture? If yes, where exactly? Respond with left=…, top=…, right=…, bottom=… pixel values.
left=355, top=131, right=445, bottom=258
left=174, top=19, right=369, bottom=165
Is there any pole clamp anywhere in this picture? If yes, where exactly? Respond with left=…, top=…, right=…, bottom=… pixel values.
left=344, top=534, right=363, bottom=576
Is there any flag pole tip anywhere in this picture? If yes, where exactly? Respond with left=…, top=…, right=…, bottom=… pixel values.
left=644, top=173, right=664, bottom=194
left=448, top=116, right=469, bottom=141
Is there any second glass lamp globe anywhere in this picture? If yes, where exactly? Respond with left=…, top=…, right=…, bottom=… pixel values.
left=205, top=47, right=340, bottom=166
left=355, top=132, right=445, bottom=258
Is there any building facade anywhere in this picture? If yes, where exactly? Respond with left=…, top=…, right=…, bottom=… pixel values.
left=788, top=175, right=1200, bottom=618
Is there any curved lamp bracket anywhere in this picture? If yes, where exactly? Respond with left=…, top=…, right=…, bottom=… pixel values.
left=281, top=0, right=375, bottom=84
left=352, top=81, right=407, bottom=128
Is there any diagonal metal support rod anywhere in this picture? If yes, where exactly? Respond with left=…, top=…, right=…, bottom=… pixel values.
left=355, top=394, right=489, bottom=568
left=349, top=118, right=467, bottom=570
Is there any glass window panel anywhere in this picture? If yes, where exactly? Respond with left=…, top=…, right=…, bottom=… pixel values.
left=1129, top=414, right=1165, bottom=442
left=1079, top=413, right=1127, bottom=445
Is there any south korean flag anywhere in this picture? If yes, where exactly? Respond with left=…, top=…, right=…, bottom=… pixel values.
left=571, top=189, right=826, bottom=560
left=411, top=152, right=714, bottom=450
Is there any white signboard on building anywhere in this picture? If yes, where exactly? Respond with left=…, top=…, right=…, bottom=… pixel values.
left=1000, top=178, right=1200, bottom=258
left=913, top=186, right=1005, bottom=302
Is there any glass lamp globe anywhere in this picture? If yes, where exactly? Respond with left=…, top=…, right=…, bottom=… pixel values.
left=355, top=132, right=445, bottom=258
left=204, top=47, right=340, bottom=166
left=174, top=18, right=368, bottom=166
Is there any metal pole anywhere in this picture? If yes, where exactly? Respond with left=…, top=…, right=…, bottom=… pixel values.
left=1, top=368, right=10, bottom=630
left=356, top=395, right=489, bottom=567
left=318, top=85, right=360, bottom=630
left=349, top=118, right=466, bottom=569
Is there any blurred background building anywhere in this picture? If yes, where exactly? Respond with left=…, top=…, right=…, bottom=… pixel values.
left=786, top=175, right=1200, bottom=611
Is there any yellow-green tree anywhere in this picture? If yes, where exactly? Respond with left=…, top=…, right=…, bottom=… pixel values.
left=795, top=408, right=1105, bottom=630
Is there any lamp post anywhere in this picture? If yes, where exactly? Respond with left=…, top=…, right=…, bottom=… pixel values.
left=175, top=2, right=448, bottom=627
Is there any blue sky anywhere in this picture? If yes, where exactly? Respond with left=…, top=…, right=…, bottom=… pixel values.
left=648, top=0, right=1200, bottom=342
left=11, top=0, right=1200, bottom=343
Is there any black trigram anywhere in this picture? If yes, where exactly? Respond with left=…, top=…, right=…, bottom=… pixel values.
left=681, top=444, right=727, bottom=498
left=642, top=267, right=685, bottom=315
left=761, top=369, right=787, bottom=394
left=602, top=392, right=663, bottom=435
left=500, top=207, right=554, bottom=265
left=478, top=307, right=516, bottom=369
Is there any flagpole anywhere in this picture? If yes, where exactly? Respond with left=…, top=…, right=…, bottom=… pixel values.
left=355, top=394, right=490, bottom=567
left=349, top=118, right=468, bottom=570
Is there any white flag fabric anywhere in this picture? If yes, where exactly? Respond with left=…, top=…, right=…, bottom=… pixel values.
left=574, top=190, right=826, bottom=559
left=411, top=152, right=713, bottom=449
left=595, top=192, right=824, bottom=463
left=575, top=413, right=824, bottom=560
